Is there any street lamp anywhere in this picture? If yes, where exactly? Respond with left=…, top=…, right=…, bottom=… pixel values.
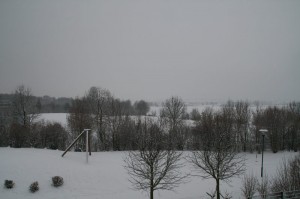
left=259, top=129, right=268, bottom=178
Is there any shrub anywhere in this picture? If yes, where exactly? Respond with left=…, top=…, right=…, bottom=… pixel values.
left=29, top=181, right=39, bottom=193
left=271, top=154, right=300, bottom=192
left=4, top=180, right=15, bottom=189
left=241, top=173, right=258, bottom=199
left=257, top=175, right=269, bottom=198
left=52, top=176, right=64, bottom=187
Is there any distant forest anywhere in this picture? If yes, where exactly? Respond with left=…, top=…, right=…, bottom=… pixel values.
left=0, top=93, right=73, bottom=113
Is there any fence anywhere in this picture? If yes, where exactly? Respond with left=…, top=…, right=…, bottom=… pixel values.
left=251, top=190, right=300, bottom=199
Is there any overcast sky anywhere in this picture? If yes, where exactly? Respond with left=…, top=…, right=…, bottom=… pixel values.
left=0, top=0, right=300, bottom=102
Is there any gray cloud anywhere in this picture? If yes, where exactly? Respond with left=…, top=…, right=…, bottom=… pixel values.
left=1, top=0, right=300, bottom=102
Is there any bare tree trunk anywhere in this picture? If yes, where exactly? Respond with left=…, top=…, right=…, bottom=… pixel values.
left=216, top=178, right=220, bottom=199
left=23, top=110, right=26, bottom=127
left=150, top=165, right=154, bottom=199
left=244, top=129, right=247, bottom=152
left=150, top=186, right=154, bottom=199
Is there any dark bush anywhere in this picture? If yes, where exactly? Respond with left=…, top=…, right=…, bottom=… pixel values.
left=29, top=181, right=39, bottom=193
left=4, top=180, right=15, bottom=189
left=52, top=176, right=64, bottom=187
left=39, top=122, right=68, bottom=150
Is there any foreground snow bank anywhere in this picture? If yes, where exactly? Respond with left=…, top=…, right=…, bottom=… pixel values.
left=0, top=148, right=298, bottom=199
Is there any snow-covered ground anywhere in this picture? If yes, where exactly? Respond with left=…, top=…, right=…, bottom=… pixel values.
left=38, top=113, right=68, bottom=126
left=30, top=112, right=297, bottom=198
left=0, top=147, right=298, bottom=199
left=149, top=104, right=221, bottom=116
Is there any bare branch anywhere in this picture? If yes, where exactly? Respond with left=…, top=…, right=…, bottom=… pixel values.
left=124, top=120, right=188, bottom=199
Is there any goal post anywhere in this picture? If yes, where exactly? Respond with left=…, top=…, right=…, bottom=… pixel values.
left=61, top=129, right=91, bottom=160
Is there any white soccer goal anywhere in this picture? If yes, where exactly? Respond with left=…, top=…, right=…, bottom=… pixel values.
left=61, top=129, right=91, bottom=163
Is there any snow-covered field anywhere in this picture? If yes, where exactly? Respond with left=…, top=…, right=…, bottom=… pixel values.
left=39, top=113, right=68, bottom=126
left=38, top=104, right=218, bottom=126
left=0, top=147, right=298, bottom=199
left=21, top=112, right=297, bottom=198
left=149, top=104, right=221, bottom=116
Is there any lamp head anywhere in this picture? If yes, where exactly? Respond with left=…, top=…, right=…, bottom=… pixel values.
left=259, top=129, right=268, bottom=136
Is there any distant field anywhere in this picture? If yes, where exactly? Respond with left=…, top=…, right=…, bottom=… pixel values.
left=38, top=104, right=221, bottom=126
left=39, top=113, right=68, bottom=125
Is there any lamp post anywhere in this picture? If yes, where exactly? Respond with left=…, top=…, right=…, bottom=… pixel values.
left=259, top=129, right=268, bottom=178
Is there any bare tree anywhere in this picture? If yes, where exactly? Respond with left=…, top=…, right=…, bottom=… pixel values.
left=241, top=173, right=258, bottom=199
left=271, top=154, right=300, bottom=192
left=117, top=116, right=137, bottom=150
left=234, top=101, right=250, bottom=152
left=286, top=102, right=300, bottom=151
left=252, top=101, right=265, bottom=154
left=259, top=106, right=287, bottom=153
left=38, top=122, right=68, bottom=150
left=192, top=107, right=214, bottom=150
left=10, top=85, right=40, bottom=147
left=134, top=100, right=150, bottom=116
left=11, top=85, right=39, bottom=128
left=160, top=96, right=187, bottom=149
left=86, top=86, right=112, bottom=150
left=108, top=98, right=127, bottom=151
left=160, top=96, right=186, bottom=129
left=188, top=110, right=245, bottom=199
left=257, top=175, right=269, bottom=198
left=190, top=108, right=201, bottom=121
left=124, top=120, right=187, bottom=199
left=67, top=97, right=92, bottom=150
left=252, top=102, right=300, bottom=153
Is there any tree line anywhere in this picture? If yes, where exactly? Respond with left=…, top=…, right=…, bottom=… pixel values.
left=0, top=85, right=149, bottom=149
left=0, top=93, right=73, bottom=113
left=0, top=85, right=300, bottom=153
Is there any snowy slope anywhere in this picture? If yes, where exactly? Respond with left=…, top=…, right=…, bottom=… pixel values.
left=0, top=147, right=298, bottom=199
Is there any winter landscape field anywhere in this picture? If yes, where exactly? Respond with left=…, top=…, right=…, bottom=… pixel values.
left=0, top=112, right=297, bottom=199
left=0, top=112, right=298, bottom=199
left=1, top=1, right=300, bottom=198
left=0, top=147, right=298, bottom=199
